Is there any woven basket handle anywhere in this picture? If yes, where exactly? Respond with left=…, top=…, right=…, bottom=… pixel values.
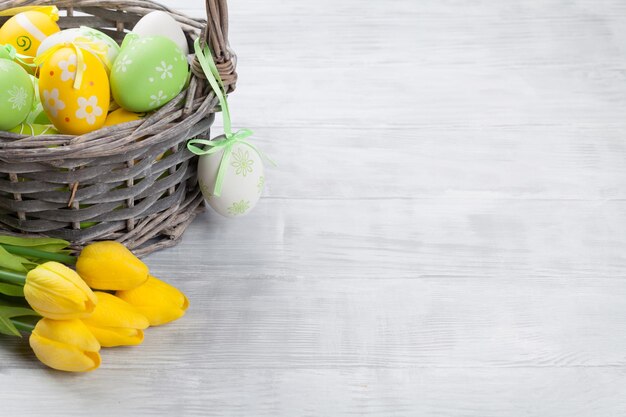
left=195, top=0, right=237, bottom=93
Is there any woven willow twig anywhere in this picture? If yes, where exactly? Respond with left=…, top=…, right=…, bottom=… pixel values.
left=0, top=0, right=236, bottom=256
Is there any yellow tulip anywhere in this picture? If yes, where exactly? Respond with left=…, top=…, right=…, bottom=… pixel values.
left=116, top=275, right=189, bottom=326
left=29, top=318, right=101, bottom=372
left=76, top=241, right=149, bottom=290
left=24, top=261, right=97, bottom=320
left=82, top=292, right=149, bottom=347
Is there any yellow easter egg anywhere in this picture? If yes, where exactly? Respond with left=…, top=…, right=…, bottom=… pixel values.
left=104, top=108, right=146, bottom=127
left=0, top=12, right=60, bottom=69
left=39, top=47, right=110, bottom=135
left=103, top=108, right=165, bottom=160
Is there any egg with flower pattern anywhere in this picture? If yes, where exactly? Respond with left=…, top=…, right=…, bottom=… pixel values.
left=110, top=34, right=188, bottom=112
left=37, top=27, right=120, bottom=74
left=38, top=47, right=110, bottom=135
left=0, top=59, right=34, bottom=130
left=197, top=142, right=265, bottom=218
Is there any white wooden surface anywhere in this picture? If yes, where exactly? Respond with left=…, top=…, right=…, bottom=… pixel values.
left=2, top=0, right=626, bottom=415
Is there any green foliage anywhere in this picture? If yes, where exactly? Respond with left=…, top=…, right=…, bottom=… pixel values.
left=0, top=283, right=24, bottom=297
left=0, top=306, right=39, bottom=337
left=0, top=236, right=69, bottom=252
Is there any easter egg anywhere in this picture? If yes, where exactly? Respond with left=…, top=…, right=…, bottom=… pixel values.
left=9, top=123, right=59, bottom=136
left=197, top=142, right=265, bottom=218
left=38, top=47, right=110, bottom=135
left=0, top=12, right=60, bottom=68
left=37, top=27, right=120, bottom=73
left=0, top=59, right=34, bottom=130
left=132, top=11, right=189, bottom=55
left=104, top=108, right=147, bottom=127
left=110, top=35, right=188, bottom=112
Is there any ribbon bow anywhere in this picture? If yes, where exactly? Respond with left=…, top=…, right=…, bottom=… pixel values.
left=187, top=38, right=274, bottom=197
left=34, top=41, right=107, bottom=90
left=0, top=44, right=36, bottom=68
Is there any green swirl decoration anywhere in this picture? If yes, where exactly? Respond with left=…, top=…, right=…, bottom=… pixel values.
left=16, top=36, right=32, bottom=52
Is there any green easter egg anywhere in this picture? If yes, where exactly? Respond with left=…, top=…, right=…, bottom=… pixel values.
left=0, top=59, right=34, bottom=130
left=110, top=34, right=188, bottom=112
left=9, top=123, right=59, bottom=136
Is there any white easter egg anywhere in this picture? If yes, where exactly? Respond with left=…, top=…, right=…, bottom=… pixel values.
left=132, top=11, right=189, bottom=55
left=197, top=142, right=265, bottom=218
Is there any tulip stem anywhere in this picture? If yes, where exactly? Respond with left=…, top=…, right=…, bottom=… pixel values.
left=0, top=244, right=76, bottom=265
left=0, top=269, right=26, bottom=285
left=12, top=318, right=35, bottom=333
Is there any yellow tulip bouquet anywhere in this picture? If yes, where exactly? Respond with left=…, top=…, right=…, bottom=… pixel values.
left=0, top=237, right=188, bottom=372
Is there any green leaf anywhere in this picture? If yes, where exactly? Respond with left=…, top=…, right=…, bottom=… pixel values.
left=0, top=306, right=39, bottom=338
left=0, top=245, right=28, bottom=272
left=0, top=283, right=24, bottom=297
left=0, top=236, right=69, bottom=253
left=0, top=315, right=20, bottom=337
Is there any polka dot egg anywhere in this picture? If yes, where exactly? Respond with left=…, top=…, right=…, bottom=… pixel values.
left=111, top=34, right=188, bottom=112
left=37, top=27, right=120, bottom=74
left=38, top=47, right=110, bottom=135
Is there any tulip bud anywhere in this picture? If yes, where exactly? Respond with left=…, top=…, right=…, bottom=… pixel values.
left=29, top=318, right=101, bottom=372
left=116, top=275, right=189, bottom=326
left=76, top=241, right=149, bottom=290
left=82, top=292, right=149, bottom=347
left=24, top=261, right=97, bottom=320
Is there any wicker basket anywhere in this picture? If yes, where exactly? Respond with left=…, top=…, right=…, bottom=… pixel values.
left=0, top=0, right=236, bottom=256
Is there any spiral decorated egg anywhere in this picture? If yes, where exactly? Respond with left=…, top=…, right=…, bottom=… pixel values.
left=38, top=47, right=110, bottom=135
left=0, top=59, right=34, bottom=130
left=9, top=123, right=59, bottom=136
left=0, top=11, right=60, bottom=68
left=197, top=142, right=265, bottom=218
left=132, top=11, right=189, bottom=55
left=37, top=27, right=120, bottom=73
left=110, top=35, right=188, bottom=112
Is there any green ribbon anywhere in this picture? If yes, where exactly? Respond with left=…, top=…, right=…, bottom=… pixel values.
left=187, top=38, right=274, bottom=198
left=0, top=44, right=36, bottom=68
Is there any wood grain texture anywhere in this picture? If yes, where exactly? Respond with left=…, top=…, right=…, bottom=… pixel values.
left=2, top=0, right=626, bottom=416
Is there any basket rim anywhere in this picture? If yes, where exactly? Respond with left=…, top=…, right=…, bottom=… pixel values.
left=0, top=0, right=233, bottom=161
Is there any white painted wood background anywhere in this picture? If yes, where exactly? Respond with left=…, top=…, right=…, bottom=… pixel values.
left=2, top=0, right=626, bottom=415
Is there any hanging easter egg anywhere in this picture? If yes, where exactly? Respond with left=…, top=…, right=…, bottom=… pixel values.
left=132, top=11, right=189, bottom=55
left=9, top=123, right=59, bottom=136
left=38, top=47, right=110, bottom=135
left=197, top=142, right=265, bottom=218
left=0, top=11, right=60, bottom=70
left=104, top=108, right=147, bottom=127
left=110, top=35, right=188, bottom=112
left=0, top=59, right=34, bottom=130
left=37, top=27, right=120, bottom=73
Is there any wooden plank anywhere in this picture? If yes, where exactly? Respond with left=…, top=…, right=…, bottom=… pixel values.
left=1, top=368, right=626, bottom=416
left=214, top=126, right=626, bottom=199
left=145, top=199, right=626, bottom=281
left=0, top=0, right=625, bottom=415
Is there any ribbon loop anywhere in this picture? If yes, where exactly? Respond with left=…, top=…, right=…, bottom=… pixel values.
left=188, top=39, right=274, bottom=198
left=34, top=41, right=107, bottom=90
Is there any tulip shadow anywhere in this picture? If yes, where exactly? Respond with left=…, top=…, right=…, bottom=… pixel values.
left=0, top=333, right=39, bottom=369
